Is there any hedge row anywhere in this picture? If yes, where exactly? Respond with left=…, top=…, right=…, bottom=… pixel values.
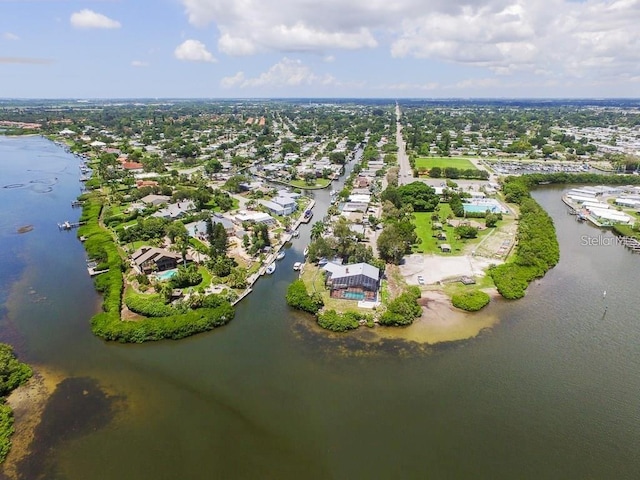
left=317, top=310, right=371, bottom=332
left=125, top=289, right=177, bottom=317
left=490, top=177, right=561, bottom=299
left=90, top=304, right=235, bottom=343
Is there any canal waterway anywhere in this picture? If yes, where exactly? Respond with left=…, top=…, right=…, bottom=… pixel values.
left=1, top=136, right=639, bottom=479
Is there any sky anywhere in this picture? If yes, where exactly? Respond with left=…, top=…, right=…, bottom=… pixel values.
left=1, top=0, right=640, bottom=99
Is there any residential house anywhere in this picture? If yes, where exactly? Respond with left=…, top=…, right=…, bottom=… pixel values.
left=140, top=194, right=171, bottom=206
left=185, top=213, right=235, bottom=241
left=235, top=210, right=277, bottom=226
left=152, top=200, right=195, bottom=219
left=322, top=262, right=380, bottom=301
left=132, top=246, right=191, bottom=274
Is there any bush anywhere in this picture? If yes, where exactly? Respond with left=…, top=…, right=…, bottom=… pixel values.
left=317, top=310, right=366, bottom=332
left=0, top=343, right=32, bottom=463
left=169, top=264, right=202, bottom=289
left=286, top=280, right=324, bottom=314
left=452, top=290, right=490, bottom=311
left=91, top=303, right=235, bottom=343
left=379, top=286, right=422, bottom=326
left=125, top=289, right=177, bottom=317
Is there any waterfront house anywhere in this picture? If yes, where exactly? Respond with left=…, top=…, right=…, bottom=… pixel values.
left=234, top=210, right=277, bottom=226
left=322, top=262, right=380, bottom=301
left=152, top=201, right=195, bottom=220
left=132, top=247, right=191, bottom=274
left=140, top=194, right=171, bottom=206
left=185, top=213, right=235, bottom=240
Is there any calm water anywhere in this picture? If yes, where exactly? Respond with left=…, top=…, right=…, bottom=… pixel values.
left=1, top=136, right=639, bottom=479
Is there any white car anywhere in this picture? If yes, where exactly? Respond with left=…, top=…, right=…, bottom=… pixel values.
left=417, top=275, right=425, bottom=285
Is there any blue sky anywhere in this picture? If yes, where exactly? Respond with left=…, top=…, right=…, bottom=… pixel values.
left=1, top=0, right=640, bottom=98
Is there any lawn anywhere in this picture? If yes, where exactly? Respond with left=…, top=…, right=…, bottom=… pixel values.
left=412, top=205, right=492, bottom=255
left=290, top=178, right=332, bottom=189
left=300, top=263, right=371, bottom=313
left=194, top=266, right=212, bottom=289
left=415, top=157, right=477, bottom=171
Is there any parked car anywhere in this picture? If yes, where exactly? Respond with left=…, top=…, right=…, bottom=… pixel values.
left=417, top=275, right=425, bottom=285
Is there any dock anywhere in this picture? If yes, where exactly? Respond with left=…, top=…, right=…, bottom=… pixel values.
left=58, top=220, right=85, bottom=230
left=619, top=236, right=640, bottom=253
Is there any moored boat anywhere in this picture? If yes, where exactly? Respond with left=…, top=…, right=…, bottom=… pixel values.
left=276, top=250, right=285, bottom=260
left=266, top=262, right=276, bottom=274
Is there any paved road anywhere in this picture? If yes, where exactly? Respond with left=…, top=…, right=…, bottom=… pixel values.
left=395, top=103, right=413, bottom=186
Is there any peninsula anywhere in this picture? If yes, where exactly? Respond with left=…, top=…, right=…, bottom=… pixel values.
left=1, top=99, right=640, bottom=343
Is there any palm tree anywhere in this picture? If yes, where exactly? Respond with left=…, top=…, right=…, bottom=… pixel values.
left=310, top=221, right=325, bottom=240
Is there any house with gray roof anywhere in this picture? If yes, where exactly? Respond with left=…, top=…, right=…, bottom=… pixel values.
left=140, top=194, right=171, bottom=206
left=185, top=213, right=235, bottom=241
left=152, top=200, right=195, bottom=220
left=322, top=262, right=380, bottom=301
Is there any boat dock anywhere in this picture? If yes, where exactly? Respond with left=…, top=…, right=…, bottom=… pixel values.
left=58, top=220, right=85, bottom=230
left=619, top=236, right=640, bottom=253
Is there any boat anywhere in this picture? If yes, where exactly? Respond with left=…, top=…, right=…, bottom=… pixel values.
left=301, top=209, right=313, bottom=223
left=292, top=230, right=300, bottom=238
left=303, top=246, right=309, bottom=257
left=276, top=250, right=285, bottom=260
left=293, top=262, right=302, bottom=271
left=265, top=263, right=276, bottom=274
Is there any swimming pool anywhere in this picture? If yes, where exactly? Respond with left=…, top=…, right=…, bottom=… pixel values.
left=342, top=291, right=365, bottom=300
left=156, top=269, right=178, bottom=281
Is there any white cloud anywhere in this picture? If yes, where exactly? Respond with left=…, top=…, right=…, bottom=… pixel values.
left=70, top=9, right=121, bottom=29
left=181, top=0, right=380, bottom=55
left=174, top=39, right=216, bottom=63
left=182, top=0, right=640, bottom=87
left=131, top=60, right=150, bottom=68
left=221, top=57, right=338, bottom=88
left=3, top=32, right=19, bottom=41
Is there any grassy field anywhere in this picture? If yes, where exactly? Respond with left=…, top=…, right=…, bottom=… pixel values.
left=415, top=157, right=477, bottom=171
left=412, top=204, right=493, bottom=255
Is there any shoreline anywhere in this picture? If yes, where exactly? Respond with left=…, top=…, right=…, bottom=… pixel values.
left=372, top=288, right=500, bottom=344
left=2, top=365, right=64, bottom=479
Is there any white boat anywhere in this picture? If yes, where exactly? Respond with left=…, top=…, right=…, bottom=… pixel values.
left=292, top=230, right=300, bottom=238
left=303, top=246, right=309, bottom=256
left=265, top=263, right=276, bottom=274
left=276, top=250, right=285, bottom=260
left=293, top=262, right=302, bottom=271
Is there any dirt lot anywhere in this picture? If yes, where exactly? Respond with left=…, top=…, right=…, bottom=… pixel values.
left=399, top=253, right=501, bottom=285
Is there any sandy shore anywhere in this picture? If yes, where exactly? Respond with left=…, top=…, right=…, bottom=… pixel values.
left=374, top=289, right=500, bottom=344
left=2, top=366, right=64, bottom=479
